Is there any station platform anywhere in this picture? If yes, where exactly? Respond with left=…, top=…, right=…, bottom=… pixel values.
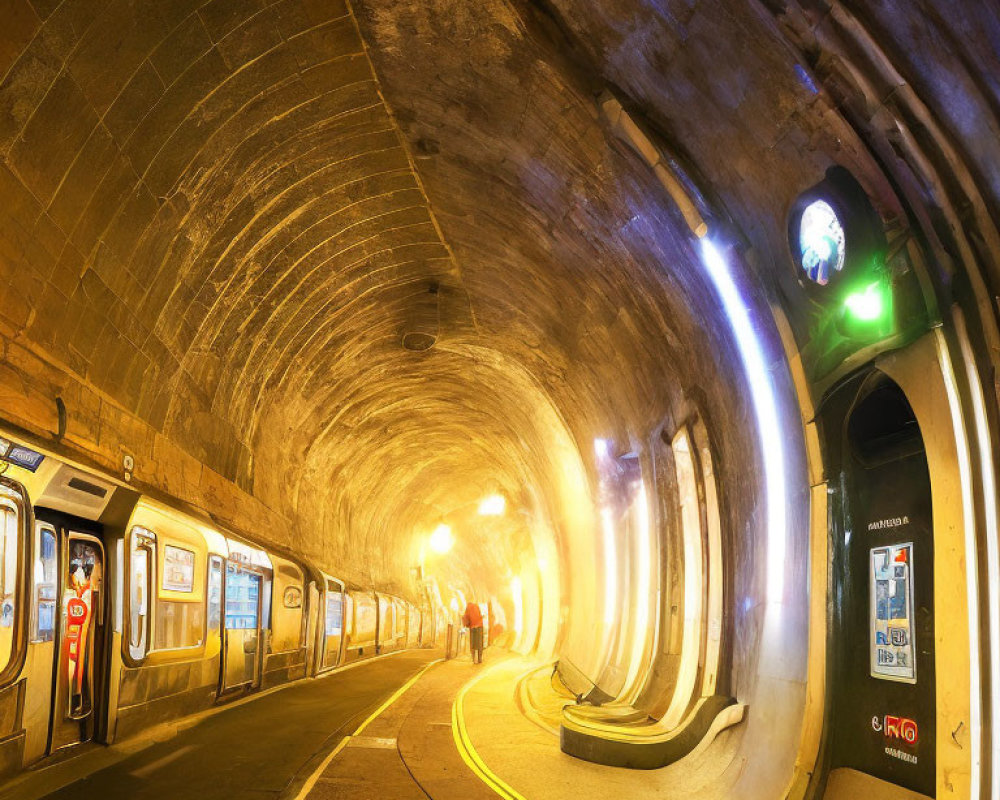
left=453, top=656, right=745, bottom=800
left=1, top=648, right=749, bottom=800
left=297, top=650, right=746, bottom=800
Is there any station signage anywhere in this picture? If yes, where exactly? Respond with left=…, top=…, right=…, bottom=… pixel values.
left=0, top=437, right=44, bottom=472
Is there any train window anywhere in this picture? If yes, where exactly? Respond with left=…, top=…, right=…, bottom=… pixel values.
left=128, top=527, right=155, bottom=661
left=207, top=556, right=223, bottom=632
left=225, top=565, right=260, bottom=630
left=326, top=592, right=343, bottom=636
left=0, top=495, right=20, bottom=671
left=154, top=599, right=205, bottom=650
left=152, top=536, right=205, bottom=651
left=31, top=524, right=56, bottom=642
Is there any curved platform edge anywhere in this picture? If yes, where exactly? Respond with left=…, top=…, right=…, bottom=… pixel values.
left=559, top=695, right=746, bottom=770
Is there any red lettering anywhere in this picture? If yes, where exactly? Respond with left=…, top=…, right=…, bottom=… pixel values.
left=882, top=715, right=918, bottom=745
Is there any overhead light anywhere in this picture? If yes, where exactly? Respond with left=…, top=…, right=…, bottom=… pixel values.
left=787, top=166, right=885, bottom=290
left=478, top=494, right=505, bottom=516
left=429, top=524, right=453, bottom=554
left=798, top=199, right=845, bottom=285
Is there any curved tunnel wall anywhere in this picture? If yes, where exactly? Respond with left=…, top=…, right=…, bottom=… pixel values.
left=0, top=0, right=998, bottom=798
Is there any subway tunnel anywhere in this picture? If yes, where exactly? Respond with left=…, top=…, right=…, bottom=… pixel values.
left=0, top=1, right=996, bottom=798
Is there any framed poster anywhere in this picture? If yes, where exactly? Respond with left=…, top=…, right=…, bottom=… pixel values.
left=870, top=543, right=916, bottom=683
left=163, top=545, right=195, bottom=592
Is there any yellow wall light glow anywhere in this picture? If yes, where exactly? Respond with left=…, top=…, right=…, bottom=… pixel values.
left=429, top=523, right=454, bottom=554
left=511, top=576, right=524, bottom=641
left=478, top=494, right=506, bottom=516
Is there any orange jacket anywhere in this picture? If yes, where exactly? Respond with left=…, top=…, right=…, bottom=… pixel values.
left=462, top=602, right=483, bottom=628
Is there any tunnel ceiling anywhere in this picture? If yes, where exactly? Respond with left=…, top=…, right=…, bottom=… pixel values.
left=2, top=0, right=990, bottom=598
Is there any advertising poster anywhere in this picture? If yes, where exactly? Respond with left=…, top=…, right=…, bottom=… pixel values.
left=870, top=543, right=916, bottom=683
left=163, top=545, right=195, bottom=592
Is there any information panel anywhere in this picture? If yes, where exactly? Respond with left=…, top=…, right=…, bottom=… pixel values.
left=870, top=543, right=916, bottom=682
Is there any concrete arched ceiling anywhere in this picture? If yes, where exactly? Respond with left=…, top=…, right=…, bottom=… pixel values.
left=4, top=0, right=992, bottom=611
left=0, top=0, right=762, bottom=601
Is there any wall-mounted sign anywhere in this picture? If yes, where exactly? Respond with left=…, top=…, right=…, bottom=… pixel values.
left=870, top=543, right=916, bottom=683
left=872, top=714, right=919, bottom=745
left=283, top=585, right=302, bottom=609
left=0, top=437, right=44, bottom=472
left=163, top=545, right=195, bottom=592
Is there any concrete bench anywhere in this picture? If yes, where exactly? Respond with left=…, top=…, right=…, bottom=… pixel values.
left=560, top=694, right=746, bottom=769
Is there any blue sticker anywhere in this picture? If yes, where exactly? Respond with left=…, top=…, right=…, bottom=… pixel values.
left=4, top=444, right=44, bottom=472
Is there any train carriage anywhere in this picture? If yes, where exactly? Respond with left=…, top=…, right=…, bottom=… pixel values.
left=0, top=433, right=432, bottom=783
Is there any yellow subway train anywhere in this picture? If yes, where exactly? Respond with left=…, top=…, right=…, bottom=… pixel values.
left=0, top=434, right=444, bottom=779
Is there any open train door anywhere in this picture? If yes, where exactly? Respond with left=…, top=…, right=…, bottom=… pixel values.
left=47, top=527, right=106, bottom=753
left=220, top=539, right=272, bottom=695
left=31, top=462, right=137, bottom=755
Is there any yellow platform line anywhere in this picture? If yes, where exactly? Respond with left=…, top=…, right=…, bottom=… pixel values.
left=452, top=663, right=528, bottom=800
left=292, top=657, right=442, bottom=800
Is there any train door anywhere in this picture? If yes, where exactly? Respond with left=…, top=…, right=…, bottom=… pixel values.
left=221, top=559, right=264, bottom=692
left=320, top=578, right=344, bottom=671
left=44, top=521, right=108, bottom=753
left=821, top=371, right=935, bottom=796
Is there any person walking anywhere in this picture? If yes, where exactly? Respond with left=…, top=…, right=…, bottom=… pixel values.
left=463, top=600, right=485, bottom=664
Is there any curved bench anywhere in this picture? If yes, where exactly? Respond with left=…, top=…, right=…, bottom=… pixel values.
left=560, top=694, right=746, bottom=769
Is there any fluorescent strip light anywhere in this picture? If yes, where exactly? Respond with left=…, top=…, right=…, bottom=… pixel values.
left=699, top=239, right=788, bottom=602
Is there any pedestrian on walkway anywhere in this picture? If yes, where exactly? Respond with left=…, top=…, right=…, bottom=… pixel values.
left=463, top=601, right=485, bottom=664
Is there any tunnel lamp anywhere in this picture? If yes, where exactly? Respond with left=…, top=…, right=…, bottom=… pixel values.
left=478, top=494, right=505, bottom=516
left=798, top=199, right=845, bottom=285
left=429, top=524, right=453, bottom=554
left=788, top=167, right=886, bottom=292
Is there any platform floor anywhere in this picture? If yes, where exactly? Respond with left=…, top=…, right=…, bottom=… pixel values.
left=303, top=655, right=500, bottom=800
left=458, top=656, right=745, bottom=799
left=3, top=649, right=759, bottom=800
